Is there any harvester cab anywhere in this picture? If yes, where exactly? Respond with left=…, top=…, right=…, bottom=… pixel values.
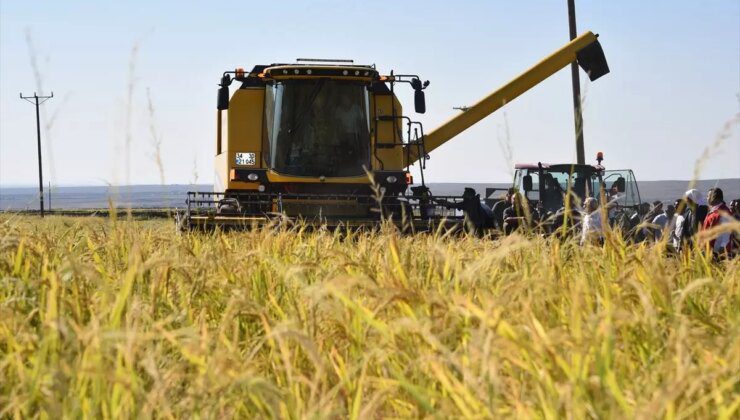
left=182, top=31, right=612, bottom=231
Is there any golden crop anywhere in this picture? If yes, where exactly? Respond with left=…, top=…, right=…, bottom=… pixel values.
left=1, top=215, right=738, bottom=418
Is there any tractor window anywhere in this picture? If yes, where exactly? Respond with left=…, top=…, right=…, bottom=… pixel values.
left=603, top=169, right=641, bottom=207
left=549, top=171, right=572, bottom=192
left=543, top=169, right=598, bottom=209
left=265, top=79, right=371, bottom=177
left=520, top=170, right=540, bottom=201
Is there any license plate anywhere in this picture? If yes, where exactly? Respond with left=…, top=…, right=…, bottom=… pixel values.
left=235, top=152, right=256, bottom=166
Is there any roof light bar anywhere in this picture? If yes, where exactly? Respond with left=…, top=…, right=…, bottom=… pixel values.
left=296, top=58, right=354, bottom=63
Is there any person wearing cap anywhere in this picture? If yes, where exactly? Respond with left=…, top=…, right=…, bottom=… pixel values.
left=684, top=188, right=709, bottom=239
left=702, top=188, right=733, bottom=255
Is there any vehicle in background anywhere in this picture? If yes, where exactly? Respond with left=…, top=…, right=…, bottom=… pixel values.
left=486, top=153, right=643, bottom=234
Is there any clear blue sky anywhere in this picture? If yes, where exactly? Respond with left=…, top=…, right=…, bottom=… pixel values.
left=1, top=0, right=738, bottom=186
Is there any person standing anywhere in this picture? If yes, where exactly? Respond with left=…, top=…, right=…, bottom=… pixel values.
left=628, top=202, right=651, bottom=242
left=684, top=189, right=709, bottom=238
left=702, top=188, right=733, bottom=255
left=730, top=199, right=739, bottom=220
left=729, top=199, right=740, bottom=256
left=671, top=199, right=688, bottom=251
left=651, top=204, right=675, bottom=240
left=580, top=197, right=603, bottom=245
left=503, top=192, right=528, bottom=235
left=492, top=188, right=515, bottom=230
left=434, top=188, right=494, bottom=234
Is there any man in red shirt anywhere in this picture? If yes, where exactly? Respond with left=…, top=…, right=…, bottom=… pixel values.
left=702, top=188, right=733, bottom=255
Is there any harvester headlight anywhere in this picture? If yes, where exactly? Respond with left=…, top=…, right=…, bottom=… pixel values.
left=294, top=69, right=300, bottom=74
left=257, top=185, right=266, bottom=192
left=386, top=175, right=398, bottom=184
left=283, top=69, right=288, bottom=74
left=247, top=173, right=259, bottom=181
left=355, top=70, right=360, bottom=75
left=306, top=69, right=312, bottom=75
left=342, top=70, right=348, bottom=75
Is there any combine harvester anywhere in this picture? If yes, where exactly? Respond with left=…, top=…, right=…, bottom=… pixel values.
left=180, top=31, right=620, bottom=231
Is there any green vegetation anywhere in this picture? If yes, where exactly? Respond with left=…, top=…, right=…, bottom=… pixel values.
left=1, top=215, right=738, bottom=418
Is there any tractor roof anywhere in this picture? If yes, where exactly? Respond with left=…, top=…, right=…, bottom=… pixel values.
left=515, top=163, right=604, bottom=172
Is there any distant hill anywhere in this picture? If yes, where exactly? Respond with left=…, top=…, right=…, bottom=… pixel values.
left=1, top=180, right=738, bottom=210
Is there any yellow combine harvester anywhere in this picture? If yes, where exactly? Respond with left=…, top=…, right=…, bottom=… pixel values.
left=180, top=32, right=610, bottom=230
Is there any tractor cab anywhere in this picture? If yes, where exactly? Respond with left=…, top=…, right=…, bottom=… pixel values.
left=513, top=159, right=641, bottom=214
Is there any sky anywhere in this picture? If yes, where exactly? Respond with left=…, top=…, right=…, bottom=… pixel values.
left=1, top=0, right=738, bottom=186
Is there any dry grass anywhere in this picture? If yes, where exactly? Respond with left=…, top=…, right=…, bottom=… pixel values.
left=0, top=215, right=738, bottom=418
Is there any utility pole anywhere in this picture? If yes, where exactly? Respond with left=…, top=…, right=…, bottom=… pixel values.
left=568, top=0, right=585, bottom=164
left=20, top=91, right=53, bottom=217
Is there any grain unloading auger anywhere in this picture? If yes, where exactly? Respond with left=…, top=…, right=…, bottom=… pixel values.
left=180, top=32, right=609, bottom=231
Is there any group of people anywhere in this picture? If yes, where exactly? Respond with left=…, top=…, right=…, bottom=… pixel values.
left=581, top=187, right=738, bottom=256
left=441, top=185, right=737, bottom=258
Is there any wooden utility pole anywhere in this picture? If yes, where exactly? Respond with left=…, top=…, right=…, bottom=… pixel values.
left=568, top=0, right=585, bottom=164
left=20, top=91, right=53, bottom=217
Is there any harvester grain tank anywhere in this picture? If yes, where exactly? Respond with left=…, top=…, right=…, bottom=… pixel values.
left=181, top=32, right=610, bottom=230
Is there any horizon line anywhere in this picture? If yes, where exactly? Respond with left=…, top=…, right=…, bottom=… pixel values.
left=1, top=178, right=739, bottom=189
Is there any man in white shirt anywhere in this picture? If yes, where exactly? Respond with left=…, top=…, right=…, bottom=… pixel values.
left=671, top=214, right=687, bottom=251
left=581, top=197, right=603, bottom=245
left=651, top=204, right=675, bottom=240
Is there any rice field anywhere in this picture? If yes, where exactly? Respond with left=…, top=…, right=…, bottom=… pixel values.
left=0, top=215, right=738, bottom=418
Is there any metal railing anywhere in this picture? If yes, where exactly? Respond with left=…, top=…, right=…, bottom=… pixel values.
left=185, top=191, right=467, bottom=221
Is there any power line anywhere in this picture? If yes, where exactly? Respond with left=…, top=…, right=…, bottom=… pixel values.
left=20, top=91, right=54, bottom=217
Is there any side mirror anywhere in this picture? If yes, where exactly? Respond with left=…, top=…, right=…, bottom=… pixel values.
left=217, top=86, right=230, bottom=110
left=414, top=90, right=426, bottom=114
left=523, top=175, right=533, bottom=192
left=614, top=176, right=626, bottom=193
